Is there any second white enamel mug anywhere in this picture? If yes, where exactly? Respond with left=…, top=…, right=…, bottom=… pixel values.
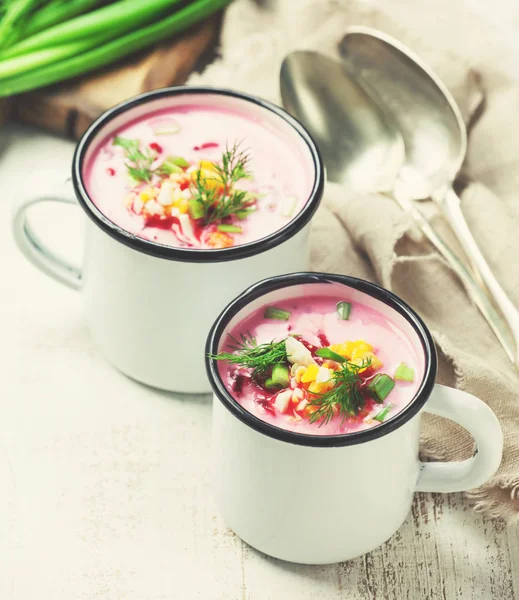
left=206, top=273, right=503, bottom=564
left=11, top=87, right=324, bottom=393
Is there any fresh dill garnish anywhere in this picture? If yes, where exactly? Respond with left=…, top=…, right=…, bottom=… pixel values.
left=306, top=358, right=371, bottom=426
left=113, top=136, right=156, bottom=182
left=113, top=138, right=255, bottom=222
left=210, top=334, right=288, bottom=382
left=191, top=143, right=254, bottom=225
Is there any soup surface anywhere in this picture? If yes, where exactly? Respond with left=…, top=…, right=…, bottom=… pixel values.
left=85, top=103, right=314, bottom=249
left=214, top=293, right=423, bottom=435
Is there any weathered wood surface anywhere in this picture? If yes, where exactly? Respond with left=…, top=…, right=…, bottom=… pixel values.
left=0, top=126, right=518, bottom=600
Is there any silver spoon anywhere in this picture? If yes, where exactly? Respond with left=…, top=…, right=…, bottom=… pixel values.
left=280, top=50, right=514, bottom=362
left=339, top=26, right=519, bottom=368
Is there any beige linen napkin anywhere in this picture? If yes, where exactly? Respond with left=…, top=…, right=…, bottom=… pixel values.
left=190, top=0, right=519, bottom=519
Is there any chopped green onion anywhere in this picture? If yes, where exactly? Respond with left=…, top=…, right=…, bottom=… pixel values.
left=336, top=301, right=351, bottom=320
left=217, top=224, right=242, bottom=233
left=264, top=377, right=279, bottom=389
left=368, top=374, right=395, bottom=403
left=0, top=0, right=233, bottom=97
left=170, top=156, right=189, bottom=168
left=264, top=306, right=291, bottom=321
left=188, top=199, right=205, bottom=220
left=0, top=0, right=187, bottom=59
left=156, top=158, right=183, bottom=175
left=373, top=403, right=393, bottom=422
left=0, top=33, right=110, bottom=78
left=235, top=207, right=256, bottom=220
left=281, top=196, right=298, bottom=218
left=315, top=347, right=346, bottom=363
left=23, top=0, right=107, bottom=40
left=394, top=363, right=415, bottom=382
left=271, top=364, right=289, bottom=388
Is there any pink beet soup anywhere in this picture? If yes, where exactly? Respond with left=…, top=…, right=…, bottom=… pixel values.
left=213, top=282, right=425, bottom=435
left=83, top=94, right=315, bottom=250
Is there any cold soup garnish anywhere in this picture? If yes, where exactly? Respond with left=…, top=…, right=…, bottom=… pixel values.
left=85, top=103, right=314, bottom=249
left=211, top=295, right=422, bottom=435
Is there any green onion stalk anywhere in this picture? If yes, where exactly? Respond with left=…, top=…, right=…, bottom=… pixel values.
left=0, top=0, right=233, bottom=97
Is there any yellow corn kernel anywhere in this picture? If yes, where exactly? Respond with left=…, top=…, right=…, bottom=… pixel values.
left=177, top=198, right=189, bottom=214
left=199, top=159, right=217, bottom=171
left=352, top=352, right=382, bottom=373
left=352, top=340, right=373, bottom=353
left=308, top=380, right=333, bottom=395
left=330, top=343, right=350, bottom=358
left=369, top=353, right=383, bottom=371
left=301, top=364, right=319, bottom=383
left=139, top=187, right=157, bottom=203
left=308, top=381, right=322, bottom=395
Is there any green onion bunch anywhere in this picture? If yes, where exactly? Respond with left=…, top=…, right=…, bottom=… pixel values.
left=0, top=0, right=232, bottom=97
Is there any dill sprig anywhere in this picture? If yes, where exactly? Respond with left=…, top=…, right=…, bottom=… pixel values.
left=113, top=136, right=156, bottom=182
left=307, top=359, right=371, bottom=426
left=191, top=142, right=254, bottom=225
left=210, top=334, right=288, bottom=382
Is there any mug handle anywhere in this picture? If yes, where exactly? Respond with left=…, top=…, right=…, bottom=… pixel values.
left=416, top=384, right=503, bottom=493
left=12, top=180, right=83, bottom=291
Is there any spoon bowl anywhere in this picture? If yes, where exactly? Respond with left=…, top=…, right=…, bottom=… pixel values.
left=280, top=50, right=404, bottom=190
left=339, top=27, right=466, bottom=198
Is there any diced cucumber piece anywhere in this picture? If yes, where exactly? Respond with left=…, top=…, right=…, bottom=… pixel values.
left=156, top=158, right=183, bottom=175
left=281, top=196, right=298, bottom=218
left=153, top=123, right=180, bottom=135
left=394, top=363, right=415, bottom=382
left=271, top=364, right=290, bottom=388
left=264, top=306, right=291, bottom=320
left=188, top=199, right=205, bottom=220
left=336, top=301, right=351, bottom=320
left=374, top=403, right=393, bottom=422
left=368, top=374, right=395, bottom=403
left=315, top=347, right=346, bottom=363
left=217, top=224, right=242, bottom=233
left=235, top=207, right=256, bottom=220
left=171, top=156, right=190, bottom=168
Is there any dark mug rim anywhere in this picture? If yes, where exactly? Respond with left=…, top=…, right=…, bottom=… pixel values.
left=205, top=272, right=438, bottom=448
left=71, top=86, right=324, bottom=263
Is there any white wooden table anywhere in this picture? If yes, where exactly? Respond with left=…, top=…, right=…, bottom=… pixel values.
left=1, top=123, right=518, bottom=599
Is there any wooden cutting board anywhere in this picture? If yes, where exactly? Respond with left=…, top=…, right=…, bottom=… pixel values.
left=0, top=15, right=221, bottom=140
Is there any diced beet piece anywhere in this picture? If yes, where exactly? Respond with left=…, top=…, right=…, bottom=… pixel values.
left=144, top=215, right=179, bottom=230
left=317, top=332, right=329, bottom=347
left=231, top=373, right=248, bottom=395
left=258, top=401, right=276, bottom=416
left=193, top=142, right=220, bottom=151
left=179, top=180, right=190, bottom=190
left=297, top=338, right=318, bottom=354
left=149, top=142, right=163, bottom=153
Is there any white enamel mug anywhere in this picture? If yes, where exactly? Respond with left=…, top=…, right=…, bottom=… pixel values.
left=11, top=88, right=323, bottom=393
left=205, top=272, right=503, bottom=564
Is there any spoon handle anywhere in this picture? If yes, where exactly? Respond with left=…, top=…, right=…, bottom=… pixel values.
left=434, top=187, right=519, bottom=367
left=392, top=190, right=515, bottom=364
